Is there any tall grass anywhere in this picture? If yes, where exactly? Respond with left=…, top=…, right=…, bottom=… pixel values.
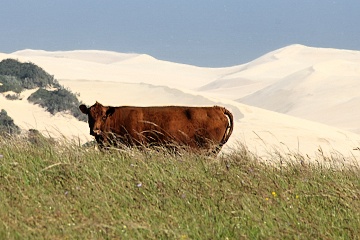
left=0, top=136, right=359, bottom=239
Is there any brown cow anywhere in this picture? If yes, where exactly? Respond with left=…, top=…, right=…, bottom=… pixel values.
left=79, top=102, right=233, bottom=154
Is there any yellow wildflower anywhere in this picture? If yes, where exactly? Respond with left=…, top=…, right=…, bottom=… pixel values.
left=180, top=234, right=188, bottom=240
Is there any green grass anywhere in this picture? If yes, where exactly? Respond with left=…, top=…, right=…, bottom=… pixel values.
left=0, top=136, right=359, bottom=239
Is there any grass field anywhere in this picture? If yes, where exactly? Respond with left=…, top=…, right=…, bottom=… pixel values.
left=0, top=136, right=359, bottom=239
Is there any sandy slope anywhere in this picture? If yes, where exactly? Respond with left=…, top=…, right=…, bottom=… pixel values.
left=0, top=89, right=87, bottom=141
left=231, top=45, right=360, bottom=134
left=1, top=45, right=360, bottom=164
left=5, top=50, right=237, bottom=90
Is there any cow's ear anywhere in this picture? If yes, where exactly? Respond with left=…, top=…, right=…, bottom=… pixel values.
left=79, top=104, right=88, bottom=114
left=106, top=107, right=115, bottom=117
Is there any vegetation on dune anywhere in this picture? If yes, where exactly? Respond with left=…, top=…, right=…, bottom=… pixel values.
left=0, top=58, right=60, bottom=90
left=0, top=110, right=20, bottom=135
left=27, top=87, right=87, bottom=122
left=0, top=137, right=359, bottom=239
left=0, top=75, right=23, bottom=93
left=0, top=58, right=85, bottom=122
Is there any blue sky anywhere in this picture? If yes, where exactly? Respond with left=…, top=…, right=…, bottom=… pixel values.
left=1, top=1, right=359, bottom=67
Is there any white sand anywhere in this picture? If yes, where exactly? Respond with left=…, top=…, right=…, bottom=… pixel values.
left=1, top=45, right=360, bottom=164
left=234, top=45, right=360, bottom=134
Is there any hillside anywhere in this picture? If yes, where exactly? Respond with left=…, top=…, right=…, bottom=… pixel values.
left=1, top=139, right=359, bottom=239
left=233, top=45, right=360, bottom=133
left=5, top=50, right=236, bottom=90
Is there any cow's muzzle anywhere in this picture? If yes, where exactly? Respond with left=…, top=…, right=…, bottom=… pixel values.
left=91, top=129, right=102, bottom=136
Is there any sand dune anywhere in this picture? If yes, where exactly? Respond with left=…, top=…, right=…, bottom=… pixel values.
left=12, top=49, right=141, bottom=64
left=236, top=45, right=360, bottom=134
left=1, top=45, right=360, bottom=164
left=7, top=49, right=235, bottom=90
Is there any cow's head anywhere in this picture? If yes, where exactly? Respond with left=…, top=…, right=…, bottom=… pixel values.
left=79, top=102, right=115, bottom=137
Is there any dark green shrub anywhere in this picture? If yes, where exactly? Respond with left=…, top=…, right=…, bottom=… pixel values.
left=0, top=109, right=20, bottom=135
left=28, top=88, right=87, bottom=122
left=0, top=75, right=23, bottom=93
left=0, top=58, right=60, bottom=89
left=5, top=93, right=21, bottom=100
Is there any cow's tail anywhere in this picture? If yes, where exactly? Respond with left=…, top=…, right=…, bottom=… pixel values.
left=220, top=107, right=234, bottom=146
